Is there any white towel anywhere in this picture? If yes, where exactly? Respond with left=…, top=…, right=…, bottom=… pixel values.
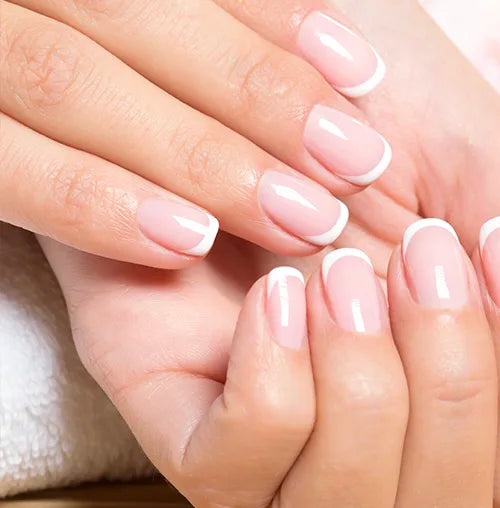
left=0, top=224, right=154, bottom=497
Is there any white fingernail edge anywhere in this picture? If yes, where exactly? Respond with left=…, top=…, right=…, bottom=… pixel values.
left=305, top=200, right=349, bottom=246
left=181, top=213, right=220, bottom=256
left=336, top=51, right=386, bottom=98
left=340, top=136, right=392, bottom=186
left=322, top=248, right=372, bottom=287
left=480, top=217, right=500, bottom=253
left=268, top=266, right=305, bottom=293
left=402, top=218, right=459, bottom=258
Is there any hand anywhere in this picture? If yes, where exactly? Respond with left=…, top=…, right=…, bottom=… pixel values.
left=41, top=218, right=500, bottom=507
left=1, top=0, right=399, bottom=268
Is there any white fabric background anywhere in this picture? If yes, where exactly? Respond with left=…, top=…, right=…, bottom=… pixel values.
left=0, top=1, right=498, bottom=497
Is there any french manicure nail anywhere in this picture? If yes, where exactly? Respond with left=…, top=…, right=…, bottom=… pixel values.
left=298, top=12, right=386, bottom=98
left=137, top=198, right=219, bottom=256
left=267, top=267, right=306, bottom=349
left=259, top=170, right=349, bottom=246
left=304, top=105, right=392, bottom=185
left=480, top=217, right=500, bottom=306
left=322, top=249, right=386, bottom=333
left=403, top=219, right=468, bottom=308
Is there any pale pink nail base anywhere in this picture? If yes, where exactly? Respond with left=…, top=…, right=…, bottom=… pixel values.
left=304, top=105, right=392, bottom=186
left=403, top=219, right=469, bottom=308
left=258, top=170, right=349, bottom=247
left=298, top=11, right=385, bottom=98
left=322, top=249, right=385, bottom=333
left=480, top=217, right=500, bottom=306
left=137, top=198, right=219, bottom=256
left=267, top=267, right=306, bottom=349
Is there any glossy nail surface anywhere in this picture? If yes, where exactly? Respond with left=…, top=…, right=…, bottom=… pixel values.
left=480, top=217, right=500, bottom=306
left=267, top=267, right=306, bottom=349
left=137, top=198, right=219, bottom=256
left=304, top=105, right=392, bottom=186
left=298, top=12, right=385, bottom=98
left=322, top=249, right=385, bottom=333
left=259, top=170, right=349, bottom=246
left=403, top=219, right=468, bottom=308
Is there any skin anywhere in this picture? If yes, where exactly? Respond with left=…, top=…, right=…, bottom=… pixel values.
left=39, top=232, right=499, bottom=507
left=3, top=0, right=500, bottom=504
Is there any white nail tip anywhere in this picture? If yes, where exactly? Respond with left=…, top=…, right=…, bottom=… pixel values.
left=182, top=213, right=220, bottom=256
left=336, top=51, right=386, bottom=98
left=305, top=201, right=349, bottom=246
left=402, top=219, right=459, bottom=258
left=322, top=248, right=372, bottom=286
left=267, top=267, right=305, bottom=293
left=480, top=217, right=500, bottom=253
left=341, top=136, right=392, bottom=186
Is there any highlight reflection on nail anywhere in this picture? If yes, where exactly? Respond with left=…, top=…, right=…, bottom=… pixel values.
left=259, top=170, right=349, bottom=246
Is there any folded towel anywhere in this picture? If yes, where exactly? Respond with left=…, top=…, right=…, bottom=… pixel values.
left=0, top=224, right=154, bottom=498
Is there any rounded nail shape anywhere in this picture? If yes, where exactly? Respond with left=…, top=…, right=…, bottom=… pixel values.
left=259, top=170, right=349, bottom=246
left=298, top=12, right=386, bottom=98
left=137, top=198, right=219, bottom=256
left=403, top=219, right=468, bottom=308
left=304, top=106, right=392, bottom=186
left=267, top=267, right=306, bottom=349
left=480, top=217, right=500, bottom=306
left=322, top=248, right=385, bottom=333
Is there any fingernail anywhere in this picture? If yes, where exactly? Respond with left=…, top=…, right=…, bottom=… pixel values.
left=322, top=249, right=386, bottom=333
left=403, top=219, right=468, bottom=308
left=304, top=105, right=392, bottom=186
left=480, top=217, right=500, bottom=306
left=267, top=267, right=306, bottom=349
left=298, top=12, right=385, bottom=98
left=258, top=170, right=349, bottom=246
left=137, top=198, right=219, bottom=256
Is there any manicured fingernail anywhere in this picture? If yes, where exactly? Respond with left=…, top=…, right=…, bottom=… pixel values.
left=267, top=267, right=306, bottom=349
left=298, top=12, right=385, bottom=98
left=304, top=105, right=392, bottom=185
left=137, top=198, right=219, bottom=256
left=403, top=219, right=468, bottom=308
left=480, top=217, right=500, bottom=306
left=258, top=170, right=349, bottom=246
left=322, top=249, right=386, bottom=333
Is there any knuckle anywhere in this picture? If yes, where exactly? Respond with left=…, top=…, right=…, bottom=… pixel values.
left=41, top=161, right=126, bottom=237
left=224, top=382, right=315, bottom=437
left=226, top=47, right=325, bottom=122
left=339, top=371, right=409, bottom=418
left=428, top=374, right=495, bottom=409
left=2, top=19, right=90, bottom=109
left=70, top=0, right=132, bottom=19
left=165, top=122, right=236, bottom=198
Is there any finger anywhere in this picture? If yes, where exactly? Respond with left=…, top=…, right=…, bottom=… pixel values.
left=0, top=114, right=218, bottom=268
left=213, top=0, right=386, bottom=99
left=12, top=0, right=392, bottom=191
left=54, top=261, right=315, bottom=507
left=279, top=249, right=408, bottom=507
left=476, top=217, right=500, bottom=504
left=0, top=2, right=351, bottom=256
left=389, top=219, right=497, bottom=508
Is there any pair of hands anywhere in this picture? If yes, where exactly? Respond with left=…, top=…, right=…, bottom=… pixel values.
left=3, top=0, right=500, bottom=506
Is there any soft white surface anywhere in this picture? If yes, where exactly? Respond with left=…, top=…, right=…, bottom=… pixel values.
left=0, top=0, right=498, bottom=498
left=0, top=224, right=154, bottom=497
